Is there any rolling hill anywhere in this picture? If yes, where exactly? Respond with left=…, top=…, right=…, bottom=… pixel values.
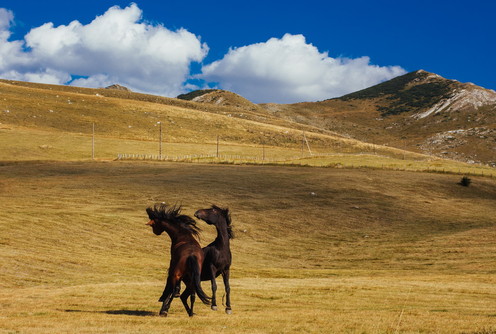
left=0, top=78, right=439, bottom=165
left=261, top=70, right=496, bottom=166
left=1, top=74, right=494, bottom=175
left=1, top=76, right=496, bottom=333
left=0, top=79, right=337, bottom=151
left=177, top=89, right=261, bottom=111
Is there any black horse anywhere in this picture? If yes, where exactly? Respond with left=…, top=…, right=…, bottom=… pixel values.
left=194, top=205, right=233, bottom=314
left=146, top=203, right=211, bottom=317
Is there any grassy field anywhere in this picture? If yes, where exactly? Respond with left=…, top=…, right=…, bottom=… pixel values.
left=1, top=124, right=494, bottom=179
left=1, top=79, right=495, bottom=333
left=1, top=161, right=495, bottom=333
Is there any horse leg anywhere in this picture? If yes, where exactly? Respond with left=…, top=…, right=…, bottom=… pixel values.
left=158, top=276, right=176, bottom=317
left=180, top=287, right=194, bottom=316
left=209, top=265, right=218, bottom=311
left=174, top=280, right=181, bottom=298
left=159, top=275, right=172, bottom=302
left=189, top=292, right=196, bottom=316
left=159, top=293, right=174, bottom=317
left=222, top=269, right=232, bottom=314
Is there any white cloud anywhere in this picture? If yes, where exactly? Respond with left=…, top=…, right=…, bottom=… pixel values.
left=0, top=8, right=34, bottom=74
left=0, top=8, right=13, bottom=31
left=1, top=7, right=406, bottom=103
left=201, top=34, right=406, bottom=103
left=0, top=4, right=208, bottom=96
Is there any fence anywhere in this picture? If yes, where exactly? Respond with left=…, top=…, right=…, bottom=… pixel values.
left=116, top=152, right=495, bottom=178
left=116, top=153, right=303, bottom=163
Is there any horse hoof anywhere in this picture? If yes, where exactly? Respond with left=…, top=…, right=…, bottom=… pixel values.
left=159, top=311, right=168, bottom=317
left=211, top=305, right=218, bottom=311
left=225, top=308, right=232, bottom=315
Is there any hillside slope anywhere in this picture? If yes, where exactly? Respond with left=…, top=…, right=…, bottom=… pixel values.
left=0, top=79, right=338, bottom=145
left=0, top=79, right=294, bottom=133
left=0, top=79, right=409, bottom=161
left=177, top=89, right=265, bottom=113
left=263, top=70, right=496, bottom=165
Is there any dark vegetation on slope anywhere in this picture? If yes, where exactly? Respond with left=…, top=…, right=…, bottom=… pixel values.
left=336, top=71, right=455, bottom=115
left=177, top=89, right=220, bottom=101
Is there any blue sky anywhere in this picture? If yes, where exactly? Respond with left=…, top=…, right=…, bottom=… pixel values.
left=1, top=0, right=494, bottom=103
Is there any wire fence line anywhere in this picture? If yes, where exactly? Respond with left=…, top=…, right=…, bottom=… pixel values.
left=116, top=153, right=303, bottom=163
left=116, top=153, right=495, bottom=178
left=116, top=152, right=399, bottom=163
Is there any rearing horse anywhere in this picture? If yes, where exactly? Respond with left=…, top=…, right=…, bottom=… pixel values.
left=146, top=203, right=211, bottom=317
left=194, top=205, right=233, bottom=314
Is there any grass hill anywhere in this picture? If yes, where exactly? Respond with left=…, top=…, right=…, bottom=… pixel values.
left=2, top=78, right=493, bottom=176
left=1, top=77, right=495, bottom=333
left=338, top=70, right=456, bottom=115
left=177, top=89, right=220, bottom=101
left=177, top=89, right=265, bottom=113
left=0, top=79, right=337, bottom=155
left=263, top=70, right=496, bottom=166
left=1, top=77, right=494, bottom=175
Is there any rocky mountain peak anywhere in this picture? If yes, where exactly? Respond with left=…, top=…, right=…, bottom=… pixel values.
left=105, top=84, right=131, bottom=91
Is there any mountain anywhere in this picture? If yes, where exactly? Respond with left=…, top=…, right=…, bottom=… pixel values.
left=1, top=71, right=494, bottom=166
left=262, top=70, right=496, bottom=166
left=178, top=89, right=265, bottom=113
left=105, top=84, right=131, bottom=91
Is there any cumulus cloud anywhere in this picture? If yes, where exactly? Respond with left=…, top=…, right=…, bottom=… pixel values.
left=201, top=34, right=406, bottom=103
left=0, top=8, right=13, bottom=31
left=0, top=4, right=208, bottom=96
left=0, top=8, right=38, bottom=78
left=1, top=7, right=406, bottom=103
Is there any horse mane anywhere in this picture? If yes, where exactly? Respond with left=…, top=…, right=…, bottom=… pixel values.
left=211, top=205, right=234, bottom=239
left=147, top=203, right=201, bottom=236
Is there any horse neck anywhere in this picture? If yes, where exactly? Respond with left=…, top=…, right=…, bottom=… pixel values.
left=162, top=223, right=194, bottom=244
left=213, top=219, right=230, bottom=246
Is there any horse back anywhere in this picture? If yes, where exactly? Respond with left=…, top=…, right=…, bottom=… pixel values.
left=201, top=244, right=232, bottom=280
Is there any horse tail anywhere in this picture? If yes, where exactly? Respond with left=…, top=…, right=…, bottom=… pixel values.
left=187, top=255, right=211, bottom=305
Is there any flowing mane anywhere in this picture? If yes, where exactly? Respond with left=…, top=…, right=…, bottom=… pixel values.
left=211, top=205, right=234, bottom=239
left=146, top=203, right=201, bottom=237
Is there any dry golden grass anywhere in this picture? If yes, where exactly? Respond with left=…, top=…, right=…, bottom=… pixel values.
left=1, top=79, right=495, bottom=333
left=1, top=161, right=495, bottom=333
left=1, top=276, right=495, bottom=333
left=0, top=79, right=334, bottom=147
left=2, top=78, right=494, bottom=179
left=1, top=124, right=493, bottom=179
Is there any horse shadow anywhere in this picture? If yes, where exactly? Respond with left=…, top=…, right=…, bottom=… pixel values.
left=105, top=310, right=155, bottom=316
left=64, top=309, right=155, bottom=317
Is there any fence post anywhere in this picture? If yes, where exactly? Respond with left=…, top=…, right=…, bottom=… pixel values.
left=158, top=122, right=162, bottom=160
left=92, top=122, right=95, bottom=160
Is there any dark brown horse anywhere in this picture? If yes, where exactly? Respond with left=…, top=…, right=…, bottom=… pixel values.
left=146, top=203, right=211, bottom=317
left=194, top=205, right=233, bottom=314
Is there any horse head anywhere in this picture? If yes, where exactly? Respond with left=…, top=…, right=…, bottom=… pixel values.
left=146, top=203, right=201, bottom=237
left=195, top=205, right=233, bottom=239
left=146, top=205, right=166, bottom=235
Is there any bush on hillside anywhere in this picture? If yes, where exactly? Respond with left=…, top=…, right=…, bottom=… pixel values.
left=459, top=176, right=471, bottom=187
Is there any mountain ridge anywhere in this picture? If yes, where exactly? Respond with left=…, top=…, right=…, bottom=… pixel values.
left=1, top=70, right=494, bottom=166
left=259, top=70, right=495, bottom=165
